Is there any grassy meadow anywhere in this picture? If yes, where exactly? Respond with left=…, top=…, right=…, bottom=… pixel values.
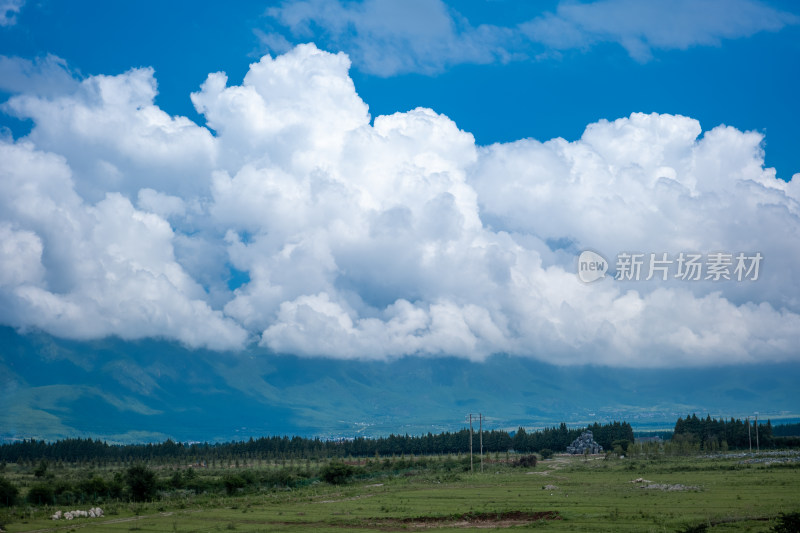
left=1, top=450, right=798, bottom=532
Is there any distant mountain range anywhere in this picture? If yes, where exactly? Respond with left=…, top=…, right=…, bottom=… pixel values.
left=1, top=326, right=798, bottom=443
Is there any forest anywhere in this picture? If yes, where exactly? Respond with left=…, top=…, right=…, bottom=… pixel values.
left=672, top=414, right=800, bottom=451
left=2, top=417, right=799, bottom=465
left=0, top=422, right=633, bottom=464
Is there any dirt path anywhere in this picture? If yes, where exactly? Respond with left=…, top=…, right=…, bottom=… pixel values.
left=370, top=510, right=562, bottom=530
left=524, top=455, right=576, bottom=477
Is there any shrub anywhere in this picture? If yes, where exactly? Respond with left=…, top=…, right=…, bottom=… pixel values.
left=515, top=455, right=538, bottom=468
left=169, top=471, right=184, bottom=489
left=80, top=474, right=108, bottom=500
left=180, top=469, right=210, bottom=494
left=27, top=483, right=55, bottom=505
left=0, top=477, right=18, bottom=507
left=126, top=464, right=157, bottom=502
left=33, top=459, right=49, bottom=478
left=261, top=469, right=298, bottom=488
left=222, top=474, right=247, bottom=495
left=320, top=461, right=355, bottom=485
left=772, top=512, right=800, bottom=533
left=57, top=490, right=76, bottom=505
left=612, top=439, right=631, bottom=453
left=539, top=449, right=554, bottom=460
left=108, top=473, right=125, bottom=499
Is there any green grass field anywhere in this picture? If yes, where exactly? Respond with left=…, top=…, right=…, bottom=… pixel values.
left=1, top=451, right=799, bottom=532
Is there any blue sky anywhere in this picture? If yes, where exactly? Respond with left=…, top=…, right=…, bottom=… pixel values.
left=1, top=0, right=799, bottom=368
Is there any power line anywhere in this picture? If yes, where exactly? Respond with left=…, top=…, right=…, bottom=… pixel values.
left=467, top=413, right=485, bottom=474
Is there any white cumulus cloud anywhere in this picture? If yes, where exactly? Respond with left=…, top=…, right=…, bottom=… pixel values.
left=0, top=141, right=248, bottom=350
left=0, top=43, right=798, bottom=366
left=3, top=67, right=218, bottom=202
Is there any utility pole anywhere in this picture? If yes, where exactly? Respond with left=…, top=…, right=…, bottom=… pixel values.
left=479, top=413, right=483, bottom=473
left=755, top=412, right=759, bottom=452
left=469, top=414, right=474, bottom=473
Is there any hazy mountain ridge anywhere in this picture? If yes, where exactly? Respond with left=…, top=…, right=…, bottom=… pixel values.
left=1, top=327, right=798, bottom=443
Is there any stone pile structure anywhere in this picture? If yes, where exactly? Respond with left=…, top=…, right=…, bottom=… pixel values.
left=566, top=430, right=603, bottom=454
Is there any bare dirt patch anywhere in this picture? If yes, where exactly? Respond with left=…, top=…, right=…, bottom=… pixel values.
left=629, top=477, right=699, bottom=491
left=369, top=510, right=561, bottom=530
left=318, top=493, right=377, bottom=504
left=640, top=483, right=700, bottom=491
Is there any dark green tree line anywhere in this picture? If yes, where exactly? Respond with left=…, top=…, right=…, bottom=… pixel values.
left=1, top=421, right=637, bottom=463
left=673, top=414, right=775, bottom=450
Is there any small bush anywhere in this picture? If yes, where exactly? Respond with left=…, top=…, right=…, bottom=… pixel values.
left=108, top=473, right=125, bottom=499
left=261, top=469, right=298, bottom=488
left=0, top=477, right=18, bottom=507
left=169, top=471, right=184, bottom=490
left=772, top=512, right=800, bottom=533
left=27, top=483, right=55, bottom=505
left=515, top=455, right=538, bottom=468
left=79, top=474, right=108, bottom=500
left=33, top=459, right=49, bottom=478
left=126, top=464, right=157, bottom=502
left=223, top=474, right=247, bottom=495
left=183, top=470, right=211, bottom=495
left=540, top=449, right=554, bottom=460
left=57, top=490, right=76, bottom=505
left=612, top=439, right=632, bottom=453
left=320, top=461, right=355, bottom=485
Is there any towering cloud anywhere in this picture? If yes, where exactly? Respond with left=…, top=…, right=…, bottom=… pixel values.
left=1, top=43, right=798, bottom=366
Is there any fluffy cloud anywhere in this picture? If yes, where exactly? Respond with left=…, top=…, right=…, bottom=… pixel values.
left=0, top=141, right=247, bottom=350
left=0, top=43, right=798, bottom=365
left=471, top=113, right=800, bottom=310
left=261, top=0, right=797, bottom=74
left=3, top=67, right=217, bottom=202
left=190, top=44, right=368, bottom=172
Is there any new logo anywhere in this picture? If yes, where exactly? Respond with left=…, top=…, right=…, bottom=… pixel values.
left=577, top=250, right=608, bottom=283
